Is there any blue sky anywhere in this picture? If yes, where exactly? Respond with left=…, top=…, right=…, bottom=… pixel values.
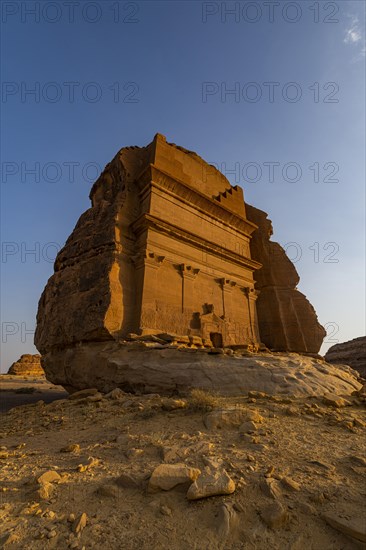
left=1, top=0, right=365, bottom=371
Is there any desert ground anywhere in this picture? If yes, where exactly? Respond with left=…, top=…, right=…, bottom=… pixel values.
left=0, top=377, right=365, bottom=549
left=0, top=376, right=67, bottom=414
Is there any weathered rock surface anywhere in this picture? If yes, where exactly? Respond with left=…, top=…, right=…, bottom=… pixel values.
left=34, top=134, right=326, bottom=391
left=40, top=343, right=361, bottom=396
left=325, top=336, right=366, bottom=378
left=148, top=463, right=200, bottom=492
left=7, top=354, right=44, bottom=376
left=261, top=501, right=289, bottom=529
left=246, top=204, right=326, bottom=353
left=322, top=393, right=351, bottom=408
left=204, top=407, right=263, bottom=430
left=186, top=467, right=235, bottom=500
left=323, top=512, right=366, bottom=543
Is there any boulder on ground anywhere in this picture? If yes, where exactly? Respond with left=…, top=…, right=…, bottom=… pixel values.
left=148, top=463, right=201, bottom=492
left=186, top=468, right=235, bottom=500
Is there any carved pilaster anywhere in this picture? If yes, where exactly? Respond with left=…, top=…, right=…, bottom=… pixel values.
left=240, top=286, right=259, bottom=342
left=220, top=278, right=236, bottom=318
left=178, top=264, right=200, bottom=312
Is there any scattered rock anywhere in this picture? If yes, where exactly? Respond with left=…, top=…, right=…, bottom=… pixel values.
left=238, top=421, right=258, bottom=434
left=323, top=394, right=351, bottom=408
left=261, top=501, right=289, bottom=529
left=60, top=444, right=80, bottom=453
left=148, top=463, right=201, bottom=492
left=115, top=472, right=140, bottom=489
left=285, top=406, right=299, bottom=417
left=297, top=502, right=317, bottom=515
left=162, top=445, right=189, bottom=462
left=96, top=484, right=119, bottom=498
left=281, top=477, right=301, bottom=491
left=69, top=388, right=99, bottom=400
left=349, top=455, right=366, bottom=467
left=161, top=398, right=187, bottom=411
left=36, top=470, right=61, bottom=485
left=260, top=478, right=282, bottom=500
left=115, top=433, right=131, bottom=446
left=310, top=492, right=328, bottom=504
left=248, top=391, right=267, bottom=398
left=86, top=392, right=103, bottom=402
left=243, top=409, right=264, bottom=423
left=38, top=481, right=54, bottom=500
left=323, top=512, right=366, bottom=543
left=308, top=460, right=335, bottom=472
left=125, top=448, right=144, bottom=460
left=105, top=388, right=126, bottom=399
left=353, top=417, right=366, bottom=428
left=77, top=457, right=99, bottom=472
left=204, top=408, right=263, bottom=430
left=187, top=441, right=215, bottom=456
left=72, top=512, right=87, bottom=535
left=217, top=503, right=238, bottom=537
left=186, top=468, right=235, bottom=500
left=2, top=533, right=20, bottom=546
left=265, top=465, right=275, bottom=478
left=160, top=505, right=172, bottom=516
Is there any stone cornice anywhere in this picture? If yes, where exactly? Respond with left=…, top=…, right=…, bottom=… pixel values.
left=179, top=263, right=200, bottom=280
left=136, top=164, right=258, bottom=238
left=241, top=287, right=260, bottom=299
left=131, top=250, right=165, bottom=270
left=220, top=278, right=237, bottom=292
left=131, top=213, right=262, bottom=273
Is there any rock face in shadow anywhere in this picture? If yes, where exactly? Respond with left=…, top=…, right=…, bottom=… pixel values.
left=246, top=205, right=326, bottom=353
left=7, top=354, right=44, bottom=376
left=325, top=337, right=366, bottom=378
left=34, top=134, right=326, bottom=391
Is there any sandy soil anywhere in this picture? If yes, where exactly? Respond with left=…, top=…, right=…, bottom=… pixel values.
left=0, top=387, right=365, bottom=549
left=0, top=376, right=67, bottom=414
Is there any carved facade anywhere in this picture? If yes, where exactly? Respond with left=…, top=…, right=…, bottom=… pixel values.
left=35, top=133, right=325, bottom=366
left=93, top=133, right=261, bottom=347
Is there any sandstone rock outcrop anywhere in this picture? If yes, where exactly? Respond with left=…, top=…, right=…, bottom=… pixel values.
left=246, top=205, right=326, bottom=353
left=35, top=134, right=263, bottom=356
left=325, top=336, right=366, bottom=378
left=35, top=134, right=325, bottom=392
left=7, top=354, right=44, bottom=376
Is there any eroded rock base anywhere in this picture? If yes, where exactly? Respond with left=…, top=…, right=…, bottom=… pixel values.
left=42, top=343, right=362, bottom=396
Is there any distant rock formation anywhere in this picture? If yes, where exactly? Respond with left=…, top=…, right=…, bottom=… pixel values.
left=325, top=337, right=366, bottom=378
left=7, top=354, right=44, bottom=376
left=246, top=205, right=326, bottom=353
left=34, top=134, right=325, bottom=392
